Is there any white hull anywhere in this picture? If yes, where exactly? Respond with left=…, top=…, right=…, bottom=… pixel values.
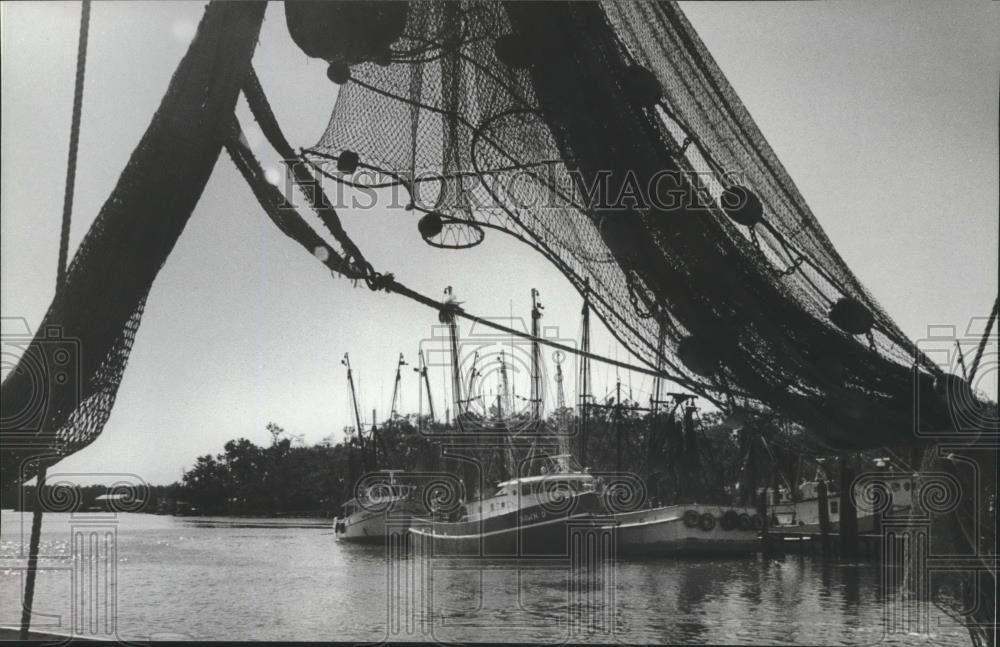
left=603, top=504, right=761, bottom=557
left=335, top=510, right=415, bottom=543
left=770, top=475, right=915, bottom=533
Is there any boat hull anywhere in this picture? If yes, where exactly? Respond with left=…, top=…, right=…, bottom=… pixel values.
left=335, top=508, right=418, bottom=543
left=606, top=504, right=761, bottom=557
left=409, top=492, right=606, bottom=556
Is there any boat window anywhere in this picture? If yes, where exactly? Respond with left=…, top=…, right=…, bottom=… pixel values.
left=831, top=501, right=839, bottom=513
left=891, top=482, right=900, bottom=491
left=903, top=482, right=911, bottom=491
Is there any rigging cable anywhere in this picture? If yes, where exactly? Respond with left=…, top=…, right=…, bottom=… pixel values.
left=22, top=1, right=91, bottom=640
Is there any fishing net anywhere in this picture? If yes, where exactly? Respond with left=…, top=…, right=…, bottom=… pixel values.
left=0, top=2, right=267, bottom=488
left=305, top=0, right=957, bottom=448
left=0, top=0, right=975, bottom=483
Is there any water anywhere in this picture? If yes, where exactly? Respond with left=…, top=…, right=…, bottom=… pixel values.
left=0, top=511, right=970, bottom=643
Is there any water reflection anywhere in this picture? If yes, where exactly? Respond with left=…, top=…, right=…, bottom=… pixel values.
left=0, top=512, right=972, bottom=644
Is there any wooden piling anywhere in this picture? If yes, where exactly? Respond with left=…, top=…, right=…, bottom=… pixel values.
left=817, top=479, right=831, bottom=555
left=757, top=489, right=772, bottom=555
left=838, top=455, right=859, bottom=560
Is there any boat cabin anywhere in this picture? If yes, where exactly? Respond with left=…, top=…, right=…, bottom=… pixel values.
left=462, top=471, right=596, bottom=523
left=339, top=482, right=415, bottom=519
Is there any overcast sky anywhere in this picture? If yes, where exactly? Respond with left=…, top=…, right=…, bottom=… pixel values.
left=2, top=1, right=997, bottom=485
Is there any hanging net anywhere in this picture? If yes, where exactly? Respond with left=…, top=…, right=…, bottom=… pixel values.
left=303, top=0, right=959, bottom=448
left=1, top=0, right=980, bottom=488
left=0, top=2, right=268, bottom=488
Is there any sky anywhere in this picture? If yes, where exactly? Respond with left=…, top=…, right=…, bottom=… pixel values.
left=1, top=1, right=997, bottom=486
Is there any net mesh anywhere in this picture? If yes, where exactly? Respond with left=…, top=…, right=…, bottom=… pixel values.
left=0, top=1, right=267, bottom=488
left=307, top=0, right=952, bottom=447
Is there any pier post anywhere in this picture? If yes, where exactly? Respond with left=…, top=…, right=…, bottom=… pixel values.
left=756, top=488, right=772, bottom=556
left=817, top=479, right=831, bottom=555
left=838, top=456, right=858, bottom=560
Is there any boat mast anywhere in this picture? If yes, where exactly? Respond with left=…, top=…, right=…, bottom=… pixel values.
left=461, top=351, right=480, bottom=414
left=342, top=353, right=364, bottom=452
left=444, top=286, right=463, bottom=426
left=651, top=312, right=667, bottom=415
left=388, top=353, right=406, bottom=420
left=498, top=350, right=512, bottom=418
left=615, top=378, right=623, bottom=472
left=554, top=355, right=566, bottom=411
left=529, top=288, right=544, bottom=421
left=578, top=279, right=591, bottom=466
left=553, top=351, right=571, bottom=455
left=371, top=408, right=380, bottom=469
left=413, top=350, right=436, bottom=422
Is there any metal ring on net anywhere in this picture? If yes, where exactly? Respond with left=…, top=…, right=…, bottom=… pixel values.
left=39, top=480, right=83, bottom=513
left=389, top=11, right=473, bottom=64
left=107, top=479, right=151, bottom=513
left=849, top=474, right=894, bottom=516
left=417, top=208, right=486, bottom=249
left=420, top=476, right=464, bottom=516
left=471, top=108, right=617, bottom=265
left=302, top=150, right=486, bottom=249
left=913, top=472, right=963, bottom=515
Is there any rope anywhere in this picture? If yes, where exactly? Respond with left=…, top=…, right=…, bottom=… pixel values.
left=56, top=0, right=91, bottom=288
left=22, top=2, right=90, bottom=639
left=226, top=117, right=725, bottom=402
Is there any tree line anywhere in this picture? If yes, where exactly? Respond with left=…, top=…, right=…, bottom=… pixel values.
left=4, top=407, right=891, bottom=517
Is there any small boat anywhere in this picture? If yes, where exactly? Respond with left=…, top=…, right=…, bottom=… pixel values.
left=408, top=454, right=607, bottom=556
left=604, top=504, right=762, bottom=557
left=334, top=472, right=423, bottom=543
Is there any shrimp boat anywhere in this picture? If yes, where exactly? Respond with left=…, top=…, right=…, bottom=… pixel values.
left=334, top=471, right=423, bottom=543
left=334, top=353, right=426, bottom=543
left=769, top=471, right=916, bottom=534
left=408, top=453, right=608, bottom=556
left=603, top=503, right=762, bottom=557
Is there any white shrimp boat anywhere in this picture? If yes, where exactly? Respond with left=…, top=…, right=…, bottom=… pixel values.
left=334, top=472, right=423, bottom=543
left=769, top=473, right=916, bottom=533
left=605, top=504, right=762, bottom=557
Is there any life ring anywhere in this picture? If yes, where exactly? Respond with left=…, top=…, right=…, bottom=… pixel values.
left=751, top=514, right=764, bottom=531
left=720, top=509, right=739, bottom=531
left=738, top=513, right=752, bottom=531
left=682, top=509, right=700, bottom=528
left=698, top=513, right=716, bottom=532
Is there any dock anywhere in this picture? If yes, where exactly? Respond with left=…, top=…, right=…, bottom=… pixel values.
left=767, top=530, right=892, bottom=559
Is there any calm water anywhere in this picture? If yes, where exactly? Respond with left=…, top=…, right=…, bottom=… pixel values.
left=0, top=511, right=970, bottom=644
